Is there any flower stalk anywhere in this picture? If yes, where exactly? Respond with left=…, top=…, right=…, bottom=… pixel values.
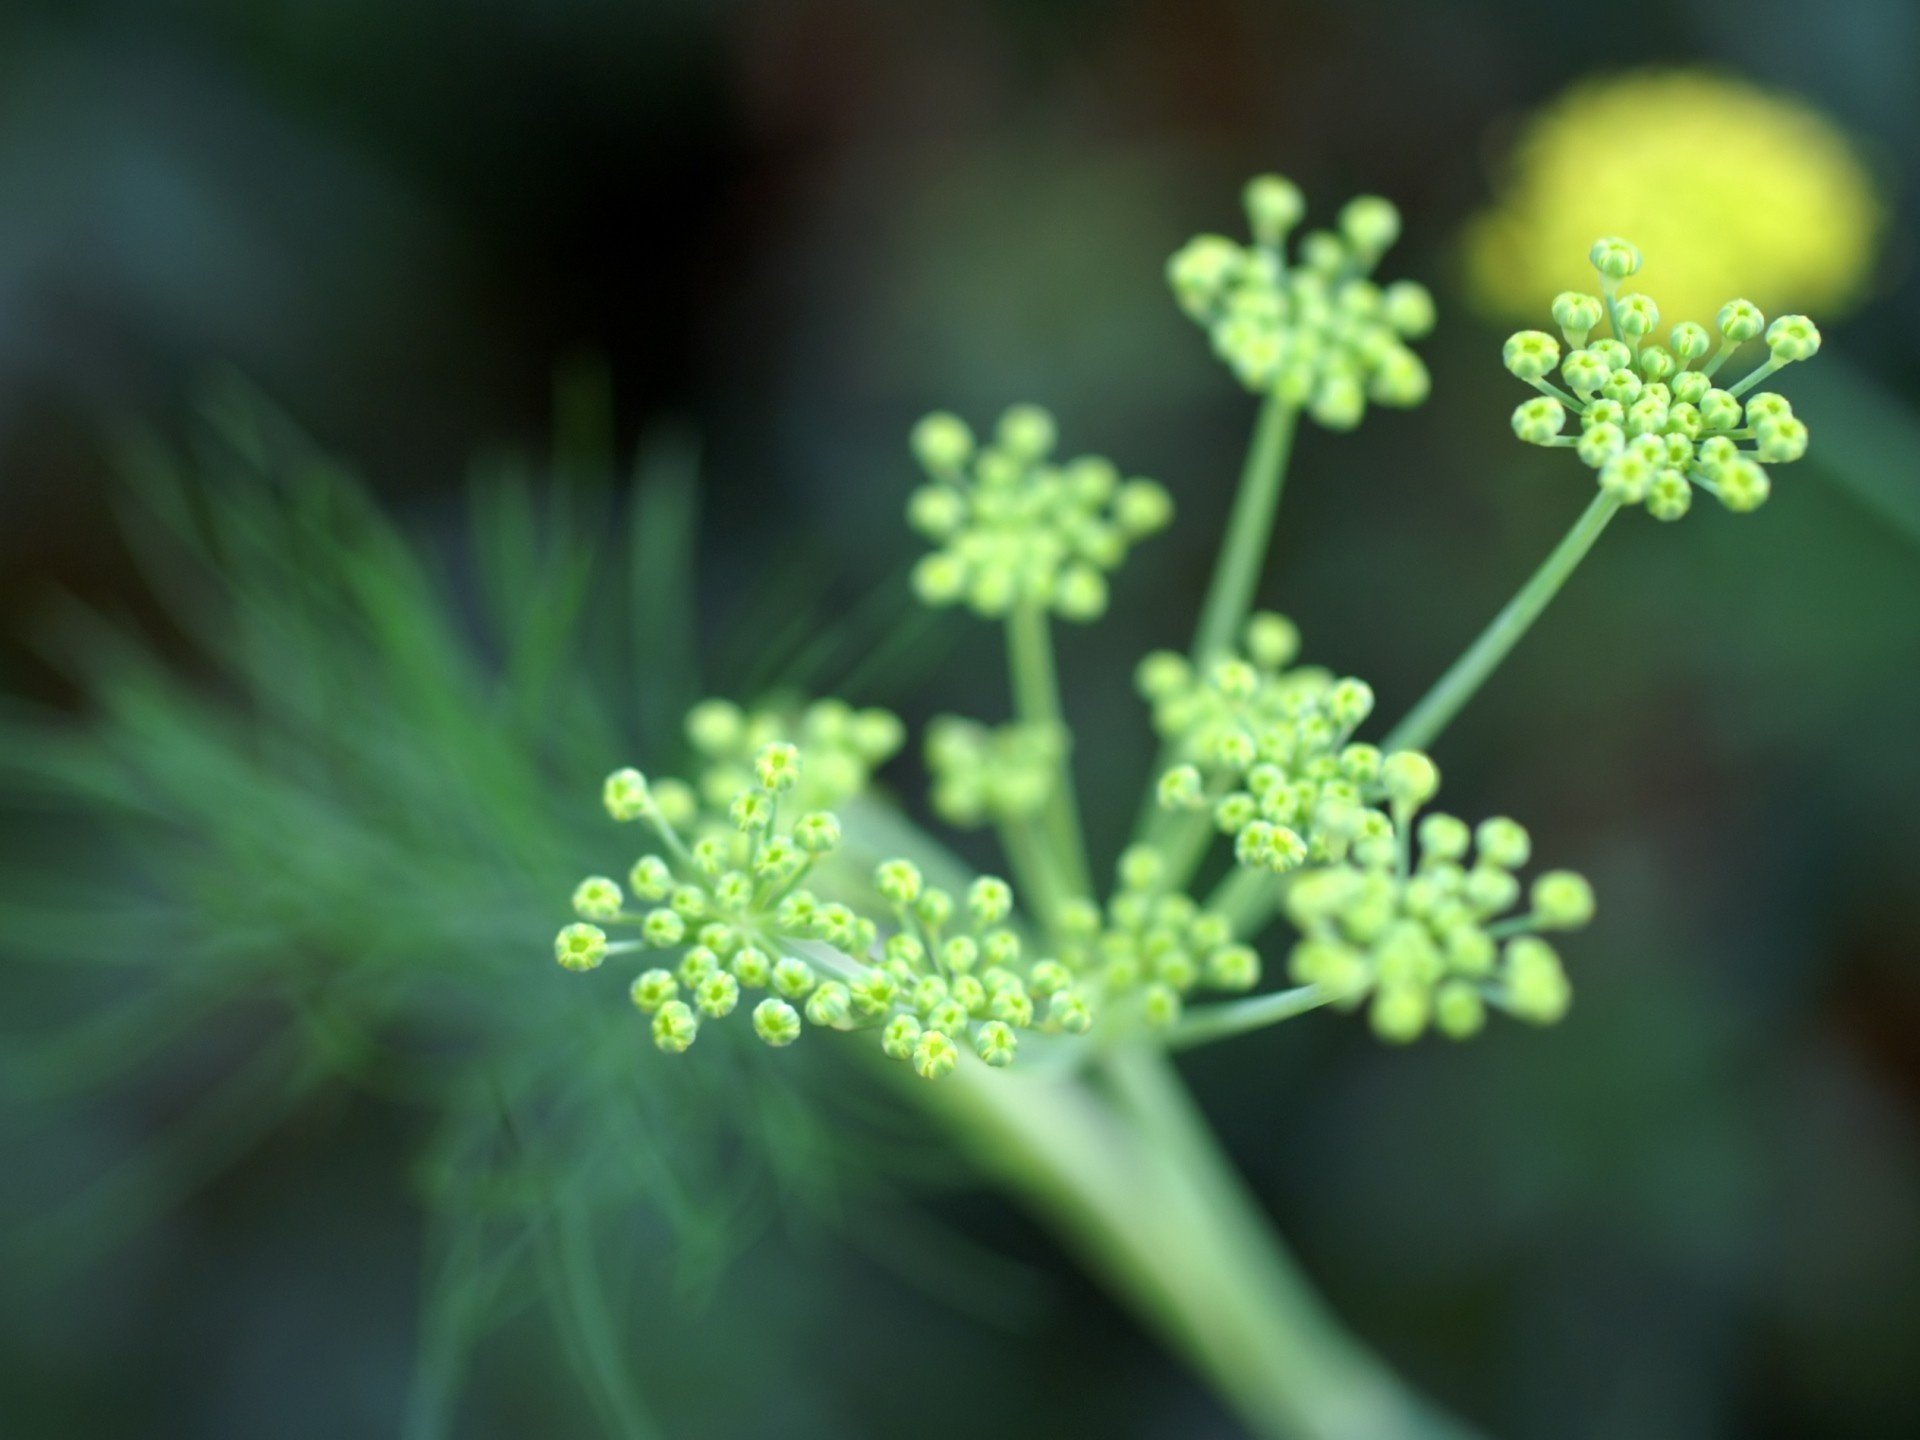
left=1383, top=489, right=1622, bottom=754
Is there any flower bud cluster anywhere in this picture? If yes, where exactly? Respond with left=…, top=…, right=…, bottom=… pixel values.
left=684, top=696, right=903, bottom=812
left=906, top=405, right=1172, bottom=622
left=1506, top=237, right=1821, bottom=518
left=1284, top=792, right=1593, bottom=1044
left=1142, top=613, right=1379, bottom=863
left=923, top=716, right=1059, bottom=828
left=1047, top=844, right=1262, bottom=1030
left=557, top=718, right=1094, bottom=1077
left=1167, top=175, right=1435, bottom=428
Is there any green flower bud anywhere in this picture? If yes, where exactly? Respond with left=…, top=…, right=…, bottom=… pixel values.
left=1716, top=458, right=1771, bottom=513
left=684, top=697, right=743, bottom=755
left=1668, top=321, right=1711, bottom=364
left=629, top=968, right=678, bottom=1012
left=1433, top=981, right=1485, bottom=1040
left=571, top=876, right=623, bottom=921
left=1236, top=820, right=1307, bottom=873
left=1206, top=943, right=1261, bottom=991
left=754, top=741, right=801, bottom=793
left=1503, top=937, right=1570, bottom=1024
left=640, top=908, right=686, bottom=949
left=1634, top=343, right=1675, bottom=382
left=1055, top=564, right=1109, bottom=622
left=1646, top=471, right=1692, bottom=522
left=1576, top=421, right=1625, bottom=469
left=1339, top=196, right=1401, bottom=258
left=731, top=945, right=772, bottom=988
left=1464, top=865, right=1521, bottom=915
left=676, top=944, right=720, bottom=987
left=1670, top=370, right=1711, bottom=404
left=1503, top=330, right=1562, bottom=381
left=1599, top=367, right=1644, bottom=405
left=1310, top=371, right=1366, bottom=430
left=669, top=884, right=709, bottom=920
left=966, top=875, right=1013, bottom=926
left=1599, top=453, right=1654, bottom=504
left=1766, top=314, right=1821, bottom=361
left=688, top=970, right=737, bottom=1018
left=881, top=1014, right=922, bottom=1060
left=1756, top=416, right=1809, bottom=463
left=1328, top=677, right=1375, bottom=728
left=729, top=789, right=773, bottom=831
left=1588, top=237, right=1641, bottom=279
left=1531, top=870, right=1595, bottom=929
left=752, top=997, right=802, bottom=1047
left=912, top=551, right=968, bottom=607
left=1551, top=291, right=1604, bottom=343
left=912, top=1029, right=960, bottom=1080
left=1115, top=478, right=1174, bottom=537
left=627, top=855, right=673, bottom=902
left=911, top=412, right=974, bottom=474
left=771, top=956, right=817, bottom=999
left=1028, top=959, right=1071, bottom=996
left=1157, top=764, right=1206, bottom=811
left=1244, top=174, right=1306, bottom=245
left=1716, top=299, right=1765, bottom=343
left=942, top=936, right=980, bottom=975
left=915, top=887, right=954, bottom=930
left=1370, top=985, right=1430, bottom=1043
left=1139, top=981, right=1182, bottom=1028
left=1475, top=817, right=1530, bottom=868
left=973, top=1020, right=1018, bottom=1067
left=875, top=858, right=923, bottom=906
left=995, top=404, right=1057, bottom=461
left=652, top=1000, right=698, bottom=1054
left=1167, top=234, right=1243, bottom=316
left=1383, top=280, right=1436, bottom=338
left=794, top=810, right=841, bottom=854
left=1511, top=396, right=1567, bottom=445
left=602, top=767, right=650, bottom=822
left=1561, top=348, right=1610, bottom=394
left=1381, top=751, right=1440, bottom=809
left=805, top=981, right=853, bottom=1029
left=1417, top=812, right=1471, bottom=862
left=1614, top=293, right=1659, bottom=337
left=1049, top=990, right=1093, bottom=1033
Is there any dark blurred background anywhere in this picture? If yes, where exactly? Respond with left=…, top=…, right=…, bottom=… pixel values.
left=2, top=1, right=1918, bottom=1437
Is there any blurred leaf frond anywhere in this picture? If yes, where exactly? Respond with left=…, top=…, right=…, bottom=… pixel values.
left=0, top=375, right=947, bottom=1433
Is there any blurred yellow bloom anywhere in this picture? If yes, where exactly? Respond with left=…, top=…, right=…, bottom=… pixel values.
left=1465, top=71, right=1883, bottom=326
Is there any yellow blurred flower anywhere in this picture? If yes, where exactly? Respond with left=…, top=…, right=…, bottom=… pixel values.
left=1465, top=71, right=1883, bottom=327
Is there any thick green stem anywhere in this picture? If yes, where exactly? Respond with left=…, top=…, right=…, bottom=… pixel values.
left=1383, top=491, right=1622, bottom=755
left=925, top=1049, right=1482, bottom=1440
left=1192, top=394, right=1302, bottom=665
left=1007, top=602, right=1093, bottom=900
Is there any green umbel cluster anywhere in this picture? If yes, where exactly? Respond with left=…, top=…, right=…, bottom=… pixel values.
left=684, top=696, right=903, bottom=811
left=557, top=728, right=1103, bottom=1078
left=1047, top=845, right=1261, bottom=1030
left=1167, top=174, right=1435, bottom=429
left=1285, top=763, right=1594, bottom=1043
left=906, top=404, right=1173, bottom=622
left=1142, top=612, right=1380, bottom=865
left=923, top=716, right=1058, bottom=829
left=1505, top=236, right=1821, bottom=517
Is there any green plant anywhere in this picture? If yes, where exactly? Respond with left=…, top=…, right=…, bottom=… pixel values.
left=546, top=182, right=1826, bottom=1436
left=0, top=174, right=1832, bottom=1439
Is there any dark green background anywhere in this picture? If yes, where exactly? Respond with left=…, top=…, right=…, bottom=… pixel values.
left=2, top=2, right=1916, bottom=1437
